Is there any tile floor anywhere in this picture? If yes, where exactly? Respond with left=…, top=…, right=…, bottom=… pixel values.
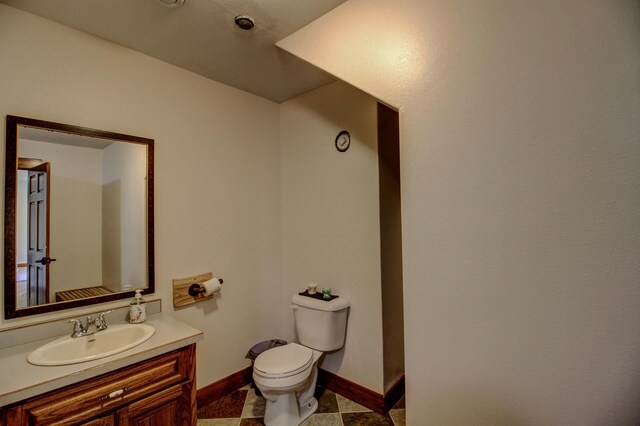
left=197, top=384, right=406, bottom=426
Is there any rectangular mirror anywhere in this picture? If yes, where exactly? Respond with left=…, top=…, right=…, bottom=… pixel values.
left=4, top=115, right=154, bottom=319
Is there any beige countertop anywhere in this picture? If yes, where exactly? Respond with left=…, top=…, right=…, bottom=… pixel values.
left=0, top=312, right=203, bottom=407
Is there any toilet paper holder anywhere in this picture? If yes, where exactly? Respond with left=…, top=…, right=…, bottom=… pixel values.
left=172, top=272, right=224, bottom=307
left=188, top=279, right=224, bottom=296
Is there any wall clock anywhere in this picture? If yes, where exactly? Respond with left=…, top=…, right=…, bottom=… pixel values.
left=335, top=130, right=350, bottom=152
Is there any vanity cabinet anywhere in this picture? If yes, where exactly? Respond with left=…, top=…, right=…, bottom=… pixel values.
left=2, top=344, right=196, bottom=426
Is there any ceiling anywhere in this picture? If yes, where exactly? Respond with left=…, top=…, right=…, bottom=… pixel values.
left=1, top=0, right=347, bottom=103
left=20, top=126, right=114, bottom=150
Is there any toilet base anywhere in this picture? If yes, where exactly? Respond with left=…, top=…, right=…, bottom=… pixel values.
left=263, top=394, right=318, bottom=426
left=299, top=397, right=318, bottom=423
left=255, top=349, right=323, bottom=426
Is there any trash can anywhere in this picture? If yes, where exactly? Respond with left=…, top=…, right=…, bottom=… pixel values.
left=246, top=339, right=287, bottom=396
left=246, top=339, right=287, bottom=363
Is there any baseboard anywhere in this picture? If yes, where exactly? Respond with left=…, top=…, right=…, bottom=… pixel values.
left=196, top=366, right=405, bottom=415
left=196, top=366, right=253, bottom=408
left=317, top=368, right=405, bottom=415
left=383, top=375, right=405, bottom=413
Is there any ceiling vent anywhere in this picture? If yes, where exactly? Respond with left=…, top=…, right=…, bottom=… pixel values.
left=234, top=16, right=255, bottom=30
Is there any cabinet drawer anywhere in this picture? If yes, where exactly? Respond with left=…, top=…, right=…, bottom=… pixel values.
left=20, top=349, right=188, bottom=425
left=116, top=383, right=183, bottom=425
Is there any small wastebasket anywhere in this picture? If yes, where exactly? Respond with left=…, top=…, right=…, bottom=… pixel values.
left=246, top=339, right=287, bottom=396
left=246, top=339, right=287, bottom=363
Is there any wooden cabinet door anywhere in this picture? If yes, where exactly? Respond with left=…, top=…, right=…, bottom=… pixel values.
left=116, top=384, right=182, bottom=426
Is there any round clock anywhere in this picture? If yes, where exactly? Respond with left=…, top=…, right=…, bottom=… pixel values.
left=335, top=130, right=350, bottom=152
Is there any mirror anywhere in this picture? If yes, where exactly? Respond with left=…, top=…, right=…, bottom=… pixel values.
left=4, top=115, right=154, bottom=318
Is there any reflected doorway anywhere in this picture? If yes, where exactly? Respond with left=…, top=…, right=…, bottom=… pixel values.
left=17, top=158, right=54, bottom=308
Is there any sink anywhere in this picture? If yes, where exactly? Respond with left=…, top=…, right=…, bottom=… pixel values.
left=28, top=323, right=155, bottom=366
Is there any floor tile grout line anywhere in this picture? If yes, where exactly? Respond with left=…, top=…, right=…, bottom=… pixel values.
left=331, top=391, right=345, bottom=425
left=239, top=387, right=251, bottom=420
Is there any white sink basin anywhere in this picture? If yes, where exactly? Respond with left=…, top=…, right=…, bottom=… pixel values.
left=28, top=323, right=155, bottom=366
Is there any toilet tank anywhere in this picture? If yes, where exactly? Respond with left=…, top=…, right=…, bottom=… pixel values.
left=291, top=294, right=350, bottom=351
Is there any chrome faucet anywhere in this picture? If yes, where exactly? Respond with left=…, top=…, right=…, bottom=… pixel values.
left=64, top=310, right=113, bottom=338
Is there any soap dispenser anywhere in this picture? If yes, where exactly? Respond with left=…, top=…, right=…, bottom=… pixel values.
left=129, top=289, right=147, bottom=323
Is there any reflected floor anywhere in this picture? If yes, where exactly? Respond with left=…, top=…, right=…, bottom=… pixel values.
left=16, top=280, right=27, bottom=309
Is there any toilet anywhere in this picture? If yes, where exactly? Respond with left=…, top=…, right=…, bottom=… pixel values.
left=253, top=294, right=349, bottom=426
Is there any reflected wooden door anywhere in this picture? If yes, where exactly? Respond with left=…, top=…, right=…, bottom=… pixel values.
left=27, top=162, right=51, bottom=306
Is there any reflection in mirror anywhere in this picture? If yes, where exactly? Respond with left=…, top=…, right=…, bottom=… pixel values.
left=5, top=116, right=154, bottom=318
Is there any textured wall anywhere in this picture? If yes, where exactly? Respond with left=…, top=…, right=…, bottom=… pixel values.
left=279, top=0, right=640, bottom=423
left=279, top=81, right=383, bottom=392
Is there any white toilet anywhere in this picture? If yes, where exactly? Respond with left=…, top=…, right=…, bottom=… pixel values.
left=253, top=294, right=349, bottom=426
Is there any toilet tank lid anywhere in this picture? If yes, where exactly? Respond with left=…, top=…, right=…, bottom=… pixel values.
left=292, top=294, right=350, bottom=312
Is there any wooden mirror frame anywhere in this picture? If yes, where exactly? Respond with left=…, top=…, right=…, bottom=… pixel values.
left=4, top=115, right=155, bottom=319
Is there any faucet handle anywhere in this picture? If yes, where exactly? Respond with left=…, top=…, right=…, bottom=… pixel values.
left=95, top=310, right=113, bottom=331
left=64, top=318, right=85, bottom=337
left=64, top=318, right=82, bottom=328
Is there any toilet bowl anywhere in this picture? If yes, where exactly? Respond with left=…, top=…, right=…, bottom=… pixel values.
left=253, top=343, right=322, bottom=426
left=252, top=294, right=349, bottom=426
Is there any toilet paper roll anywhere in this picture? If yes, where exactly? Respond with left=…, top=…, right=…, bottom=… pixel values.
left=203, top=278, right=222, bottom=296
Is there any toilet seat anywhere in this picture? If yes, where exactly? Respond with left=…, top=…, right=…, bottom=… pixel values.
left=254, top=343, right=313, bottom=378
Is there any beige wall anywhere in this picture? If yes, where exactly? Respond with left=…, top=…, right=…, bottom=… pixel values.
left=0, top=4, right=282, bottom=388
left=279, top=81, right=382, bottom=392
left=16, top=172, right=27, bottom=266
left=279, top=0, right=640, bottom=424
left=102, top=142, right=147, bottom=292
